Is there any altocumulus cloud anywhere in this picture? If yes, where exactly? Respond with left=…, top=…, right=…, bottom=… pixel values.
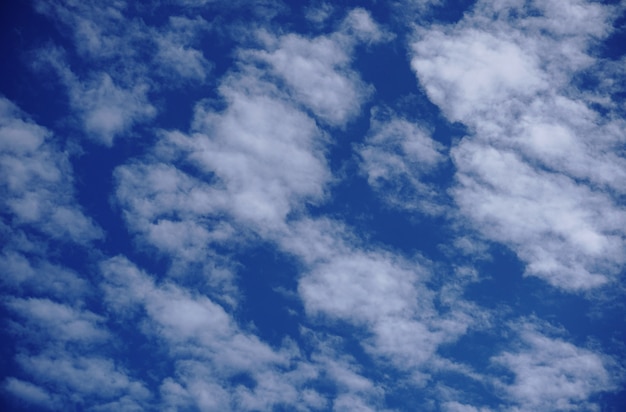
left=1, top=0, right=625, bottom=411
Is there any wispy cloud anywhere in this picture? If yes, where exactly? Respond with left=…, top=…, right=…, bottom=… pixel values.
left=358, top=106, right=448, bottom=215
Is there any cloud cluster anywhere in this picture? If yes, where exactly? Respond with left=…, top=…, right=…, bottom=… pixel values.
left=411, top=0, right=626, bottom=291
left=0, top=97, right=102, bottom=243
left=492, top=322, right=615, bottom=411
left=100, top=256, right=329, bottom=411
left=33, top=0, right=214, bottom=145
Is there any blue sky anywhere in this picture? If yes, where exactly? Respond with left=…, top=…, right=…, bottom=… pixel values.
left=1, top=0, right=626, bottom=411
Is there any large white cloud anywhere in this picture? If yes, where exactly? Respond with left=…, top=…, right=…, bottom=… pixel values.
left=410, top=0, right=626, bottom=291
left=113, top=10, right=385, bottom=264
left=282, top=218, right=480, bottom=382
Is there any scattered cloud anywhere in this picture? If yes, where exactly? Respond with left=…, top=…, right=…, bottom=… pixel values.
left=2, top=0, right=625, bottom=410
left=100, top=255, right=330, bottom=410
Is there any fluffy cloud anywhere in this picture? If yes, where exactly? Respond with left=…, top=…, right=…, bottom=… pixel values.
left=244, top=9, right=387, bottom=126
left=451, top=140, right=625, bottom=290
left=282, top=218, right=478, bottom=380
left=107, top=9, right=486, bottom=406
left=100, top=255, right=330, bottom=411
left=492, top=322, right=615, bottom=411
left=2, top=270, right=149, bottom=410
left=5, top=297, right=109, bottom=343
left=16, top=353, right=150, bottom=403
left=113, top=67, right=331, bottom=281
left=180, top=72, right=330, bottom=228
left=0, top=97, right=102, bottom=243
left=3, top=378, right=56, bottom=410
left=114, top=14, right=376, bottom=251
left=0, top=250, right=89, bottom=300
left=154, top=17, right=214, bottom=83
left=114, top=161, right=233, bottom=260
left=410, top=0, right=626, bottom=291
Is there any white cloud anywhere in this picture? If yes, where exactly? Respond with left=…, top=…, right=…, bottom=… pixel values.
left=104, top=10, right=487, bottom=395
left=251, top=32, right=363, bottom=126
left=3, top=378, right=56, bottom=410
left=99, top=256, right=327, bottom=411
left=114, top=161, right=233, bottom=261
left=16, top=352, right=151, bottom=401
left=113, top=156, right=240, bottom=305
left=140, top=70, right=331, bottom=235
left=0, top=250, right=89, bottom=300
left=0, top=97, right=103, bottom=243
left=5, top=297, right=109, bottom=343
left=111, top=9, right=389, bottom=281
left=397, top=0, right=443, bottom=13
left=305, top=2, right=334, bottom=26
left=34, top=0, right=130, bottom=60
left=492, top=322, right=615, bottom=411
left=283, top=219, right=478, bottom=376
left=75, top=73, right=155, bottom=145
left=341, top=8, right=392, bottom=45
left=185, top=82, right=329, bottom=228
left=358, top=107, right=447, bottom=214
left=452, top=140, right=625, bottom=290
left=12, top=3, right=622, bottom=410
left=409, top=0, right=626, bottom=291
left=101, top=257, right=270, bottom=368
left=87, top=396, right=147, bottom=412
left=112, top=67, right=331, bottom=284
left=298, top=246, right=427, bottom=323
left=0, top=254, right=149, bottom=409
left=32, top=1, right=219, bottom=145
left=37, top=48, right=156, bottom=145
left=33, top=1, right=157, bottom=144
left=333, top=394, right=378, bottom=412
left=154, top=16, right=213, bottom=83
left=441, top=401, right=491, bottom=412
left=245, top=9, right=388, bottom=127
left=100, top=254, right=433, bottom=410
left=302, top=329, right=389, bottom=411
left=412, top=28, right=546, bottom=121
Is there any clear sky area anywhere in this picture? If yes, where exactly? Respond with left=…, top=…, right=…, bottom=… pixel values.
left=1, top=0, right=626, bottom=411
